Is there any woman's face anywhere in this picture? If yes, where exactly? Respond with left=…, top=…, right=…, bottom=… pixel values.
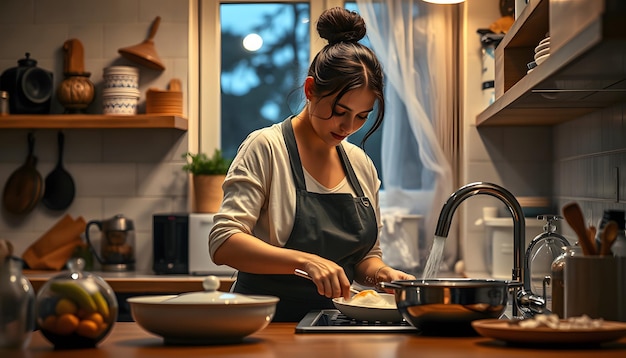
left=308, top=86, right=376, bottom=146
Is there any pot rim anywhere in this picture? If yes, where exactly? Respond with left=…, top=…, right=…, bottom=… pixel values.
left=380, top=278, right=523, bottom=289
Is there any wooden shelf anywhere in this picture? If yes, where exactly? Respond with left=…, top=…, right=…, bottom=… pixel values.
left=477, top=0, right=626, bottom=126
left=0, top=114, right=188, bottom=130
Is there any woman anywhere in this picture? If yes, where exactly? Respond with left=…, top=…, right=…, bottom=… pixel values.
left=209, top=7, right=415, bottom=322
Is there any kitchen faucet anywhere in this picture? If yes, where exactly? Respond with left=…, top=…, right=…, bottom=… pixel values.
left=434, top=182, right=547, bottom=318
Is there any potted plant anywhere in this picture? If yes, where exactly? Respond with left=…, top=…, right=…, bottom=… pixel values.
left=182, top=149, right=233, bottom=213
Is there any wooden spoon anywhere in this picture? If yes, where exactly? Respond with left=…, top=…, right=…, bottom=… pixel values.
left=600, top=221, right=619, bottom=256
left=562, top=202, right=597, bottom=255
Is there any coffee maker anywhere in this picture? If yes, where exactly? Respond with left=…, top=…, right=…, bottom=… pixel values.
left=85, top=214, right=136, bottom=272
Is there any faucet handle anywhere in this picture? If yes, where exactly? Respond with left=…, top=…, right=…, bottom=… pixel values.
left=537, top=214, right=563, bottom=233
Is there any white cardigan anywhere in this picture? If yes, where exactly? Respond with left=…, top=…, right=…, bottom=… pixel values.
left=208, top=121, right=383, bottom=262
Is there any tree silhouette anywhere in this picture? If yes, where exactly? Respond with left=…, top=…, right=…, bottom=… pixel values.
left=220, top=4, right=309, bottom=159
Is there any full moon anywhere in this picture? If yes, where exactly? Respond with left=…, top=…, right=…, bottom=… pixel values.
left=243, top=33, right=263, bottom=52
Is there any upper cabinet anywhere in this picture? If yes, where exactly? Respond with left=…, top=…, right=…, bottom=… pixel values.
left=0, top=114, right=188, bottom=130
left=477, top=0, right=626, bottom=126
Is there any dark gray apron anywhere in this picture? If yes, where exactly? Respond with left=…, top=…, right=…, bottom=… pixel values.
left=234, top=118, right=378, bottom=322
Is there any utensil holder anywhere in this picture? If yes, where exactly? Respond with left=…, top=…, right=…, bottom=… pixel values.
left=564, top=248, right=622, bottom=321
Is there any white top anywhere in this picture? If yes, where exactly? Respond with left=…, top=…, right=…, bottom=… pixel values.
left=209, top=121, right=383, bottom=262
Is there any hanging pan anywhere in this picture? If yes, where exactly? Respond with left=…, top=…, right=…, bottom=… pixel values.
left=42, top=131, right=75, bottom=210
left=2, top=132, right=43, bottom=215
left=118, top=16, right=166, bottom=71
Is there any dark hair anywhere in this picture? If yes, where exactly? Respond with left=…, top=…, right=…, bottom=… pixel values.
left=308, top=7, right=384, bottom=147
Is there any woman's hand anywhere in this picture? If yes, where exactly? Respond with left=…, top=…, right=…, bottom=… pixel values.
left=386, top=268, right=416, bottom=282
left=376, top=266, right=415, bottom=293
left=301, top=258, right=352, bottom=300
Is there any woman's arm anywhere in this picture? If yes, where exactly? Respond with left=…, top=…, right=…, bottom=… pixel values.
left=214, top=232, right=352, bottom=299
left=354, top=257, right=416, bottom=287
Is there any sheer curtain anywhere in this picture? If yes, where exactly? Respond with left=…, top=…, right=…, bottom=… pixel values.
left=356, top=0, right=458, bottom=271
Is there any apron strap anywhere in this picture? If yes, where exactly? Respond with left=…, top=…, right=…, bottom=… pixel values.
left=281, top=118, right=307, bottom=190
left=336, top=145, right=366, bottom=198
left=281, top=117, right=368, bottom=199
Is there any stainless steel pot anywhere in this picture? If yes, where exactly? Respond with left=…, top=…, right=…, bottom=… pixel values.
left=379, top=279, right=522, bottom=335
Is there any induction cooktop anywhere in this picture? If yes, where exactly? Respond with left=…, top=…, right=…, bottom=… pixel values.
left=295, top=309, right=418, bottom=333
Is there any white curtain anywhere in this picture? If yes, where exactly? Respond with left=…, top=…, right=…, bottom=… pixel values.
left=356, top=0, right=457, bottom=271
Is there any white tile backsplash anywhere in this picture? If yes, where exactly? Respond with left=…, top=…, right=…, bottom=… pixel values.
left=0, top=0, right=190, bottom=273
left=136, top=162, right=187, bottom=197
left=34, top=0, right=139, bottom=24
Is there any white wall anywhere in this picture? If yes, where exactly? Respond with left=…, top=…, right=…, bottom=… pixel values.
left=0, top=0, right=191, bottom=272
left=460, top=0, right=554, bottom=275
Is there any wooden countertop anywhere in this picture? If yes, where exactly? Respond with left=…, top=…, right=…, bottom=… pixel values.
left=25, top=270, right=235, bottom=293
left=5, top=322, right=626, bottom=357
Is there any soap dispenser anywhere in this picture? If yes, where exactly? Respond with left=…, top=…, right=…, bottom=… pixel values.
left=525, top=215, right=570, bottom=312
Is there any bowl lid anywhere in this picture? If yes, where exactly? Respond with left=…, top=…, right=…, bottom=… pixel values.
left=159, top=276, right=278, bottom=305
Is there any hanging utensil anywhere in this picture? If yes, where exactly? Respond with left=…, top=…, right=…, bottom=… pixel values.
left=118, top=16, right=166, bottom=71
left=562, top=202, right=597, bottom=255
left=2, top=133, right=43, bottom=215
left=41, top=131, right=75, bottom=210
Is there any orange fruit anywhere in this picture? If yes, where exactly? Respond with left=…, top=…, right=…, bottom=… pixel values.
left=84, top=312, right=104, bottom=326
left=55, top=313, right=79, bottom=335
left=76, top=319, right=100, bottom=339
left=40, top=315, right=57, bottom=332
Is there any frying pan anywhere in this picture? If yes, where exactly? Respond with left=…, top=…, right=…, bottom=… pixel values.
left=2, top=132, right=43, bottom=215
left=42, top=131, right=75, bottom=210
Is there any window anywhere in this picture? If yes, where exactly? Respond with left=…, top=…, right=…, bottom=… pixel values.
left=200, top=1, right=383, bottom=183
left=219, top=2, right=311, bottom=160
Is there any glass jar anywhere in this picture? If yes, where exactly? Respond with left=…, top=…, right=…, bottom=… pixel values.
left=35, top=258, right=118, bottom=349
left=0, top=256, right=35, bottom=349
left=551, top=245, right=582, bottom=318
left=526, top=215, right=570, bottom=311
left=0, top=91, right=9, bottom=115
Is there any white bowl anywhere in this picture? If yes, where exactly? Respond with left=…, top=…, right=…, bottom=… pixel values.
left=534, top=47, right=550, bottom=61
left=332, top=292, right=402, bottom=322
left=534, top=42, right=550, bottom=54
left=127, top=276, right=279, bottom=345
left=535, top=53, right=550, bottom=65
left=539, top=36, right=550, bottom=45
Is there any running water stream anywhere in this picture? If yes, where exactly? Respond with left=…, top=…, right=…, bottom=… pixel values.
left=421, top=235, right=447, bottom=279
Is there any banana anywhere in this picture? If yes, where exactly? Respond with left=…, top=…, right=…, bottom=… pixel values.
left=49, top=280, right=97, bottom=314
left=91, top=291, right=110, bottom=319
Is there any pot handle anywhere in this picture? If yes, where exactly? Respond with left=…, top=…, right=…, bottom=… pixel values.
left=376, top=281, right=402, bottom=290
left=84, top=220, right=105, bottom=264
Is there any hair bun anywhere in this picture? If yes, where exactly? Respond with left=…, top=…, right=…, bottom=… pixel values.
left=317, top=7, right=366, bottom=45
